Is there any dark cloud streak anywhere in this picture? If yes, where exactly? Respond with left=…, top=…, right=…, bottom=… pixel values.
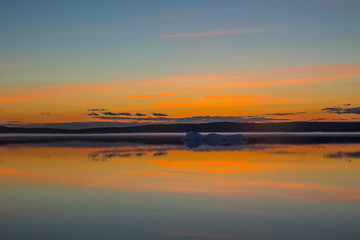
left=102, top=112, right=132, bottom=116
left=94, top=116, right=169, bottom=121
left=262, top=112, right=305, bottom=116
left=153, top=113, right=168, bottom=116
left=93, top=115, right=289, bottom=123
left=88, top=109, right=107, bottom=112
left=322, top=104, right=360, bottom=115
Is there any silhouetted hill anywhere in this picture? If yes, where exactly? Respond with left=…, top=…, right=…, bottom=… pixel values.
left=0, top=126, right=74, bottom=133
left=1, top=122, right=360, bottom=133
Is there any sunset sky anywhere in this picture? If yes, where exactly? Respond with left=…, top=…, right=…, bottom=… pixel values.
left=1, top=0, right=359, bottom=128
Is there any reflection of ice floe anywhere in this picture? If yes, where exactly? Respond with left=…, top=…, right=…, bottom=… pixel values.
left=182, top=131, right=248, bottom=148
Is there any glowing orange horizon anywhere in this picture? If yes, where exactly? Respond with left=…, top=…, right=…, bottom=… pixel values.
left=1, top=64, right=359, bottom=124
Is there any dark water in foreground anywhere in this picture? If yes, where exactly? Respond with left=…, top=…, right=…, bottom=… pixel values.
left=1, top=139, right=360, bottom=240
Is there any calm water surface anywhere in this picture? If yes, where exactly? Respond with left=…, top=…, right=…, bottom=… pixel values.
left=1, top=140, right=360, bottom=240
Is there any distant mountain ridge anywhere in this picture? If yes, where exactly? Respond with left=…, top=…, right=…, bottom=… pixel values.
left=1, top=122, right=360, bottom=133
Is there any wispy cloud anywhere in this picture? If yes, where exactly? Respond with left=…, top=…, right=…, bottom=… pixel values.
left=239, top=73, right=359, bottom=86
left=0, top=73, right=249, bottom=103
left=202, top=94, right=263, bottom=100
left=150, top=95, right=279, bottom=109
left=125, top=94, right=175, bottom=98
left=1, top=64, right=359, bottom=106
left=127, top=171, right=177, bottom=176
left=276, top=64, right=360, bottom=74
left=0, top=96, right=32, bottom=102
left=160, top=27, right=280, bottom=38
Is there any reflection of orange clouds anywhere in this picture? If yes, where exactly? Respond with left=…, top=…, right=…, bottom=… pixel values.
left=151, top=156, right=285, bottom=173
left=0, top=169, right=31, bottom=176
left=0, top=167, right=134, bottom=189
left=1, top=144, right=360, bottom=202
left=0, top=168, right=90, bottom=186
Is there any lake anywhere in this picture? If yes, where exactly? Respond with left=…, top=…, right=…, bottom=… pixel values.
left=1, top=137, right=359, bottom=240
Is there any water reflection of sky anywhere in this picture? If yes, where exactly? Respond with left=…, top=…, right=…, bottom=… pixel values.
left=1, top=142, right=360, bottom=240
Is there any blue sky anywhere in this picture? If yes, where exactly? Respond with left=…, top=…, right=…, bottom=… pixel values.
left=1, top=0, right=360, bottom=127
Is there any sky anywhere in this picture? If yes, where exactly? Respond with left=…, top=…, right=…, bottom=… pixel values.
left=1, top=0, right=360, bottom=128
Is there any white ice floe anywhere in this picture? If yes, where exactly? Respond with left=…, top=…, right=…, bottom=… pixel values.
left=182, top=131, right=248, bottom=148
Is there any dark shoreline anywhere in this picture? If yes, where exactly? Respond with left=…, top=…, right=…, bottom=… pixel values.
left=1, top=135, right=360, bottom=147
left=1, top=121, right=360, bottom=134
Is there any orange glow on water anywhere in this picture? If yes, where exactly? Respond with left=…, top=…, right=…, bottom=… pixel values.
left=1, top=143, right=359, bottom=201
